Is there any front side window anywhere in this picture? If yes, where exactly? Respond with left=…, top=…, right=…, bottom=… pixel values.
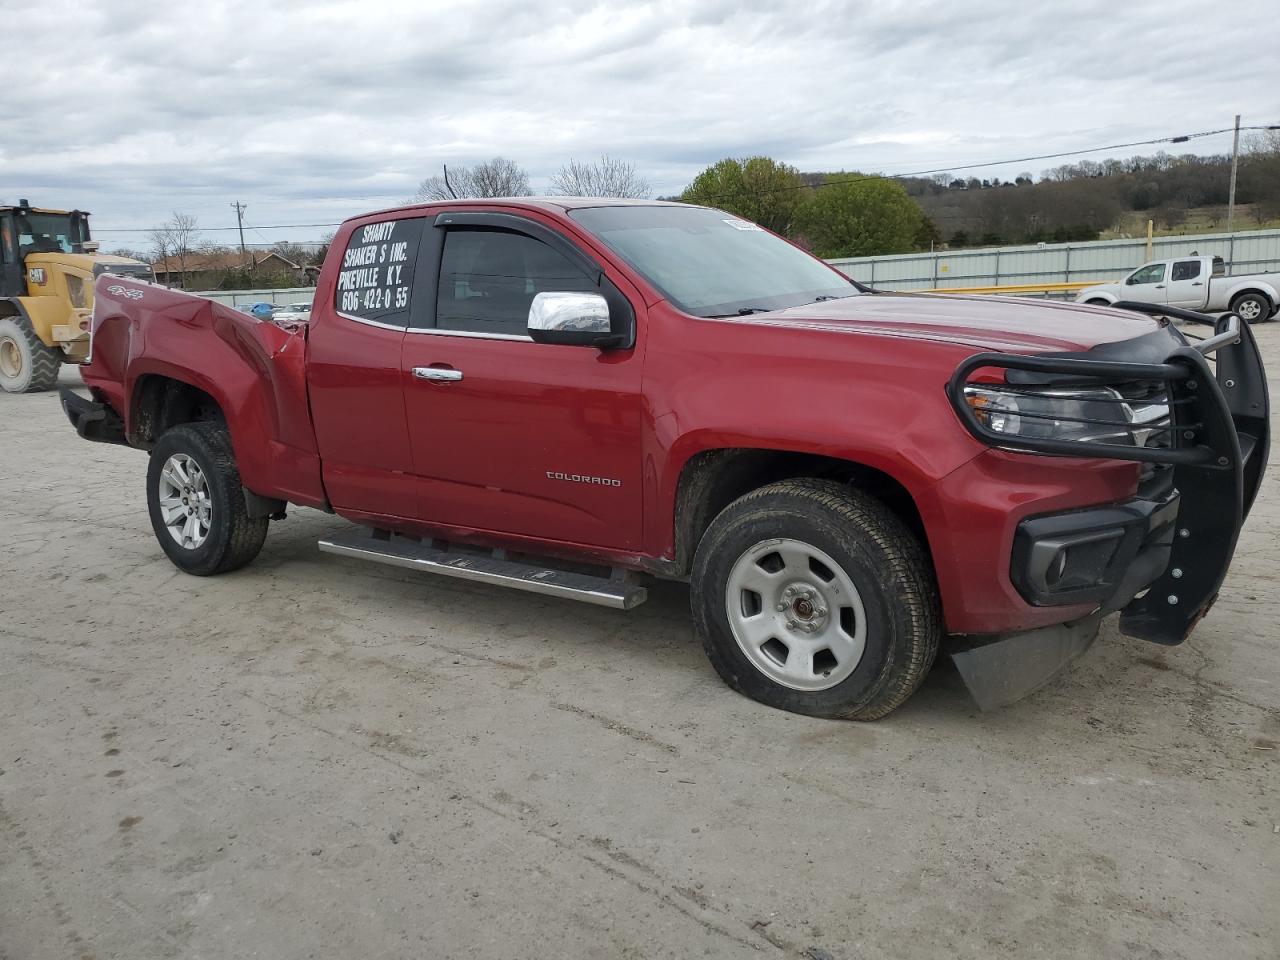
left=436, top=229, right=596, bottom=336
left=1171, top=260, right=1201, bottom=282
left=334, top=217, right=425, bottom=327
left=570, top=204, right=857, bottom=317
left=1127, top=263, right=1167, bottom=285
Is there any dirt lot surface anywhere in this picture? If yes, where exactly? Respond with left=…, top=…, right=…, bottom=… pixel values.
left=2, top=325, right=1278, bottom=960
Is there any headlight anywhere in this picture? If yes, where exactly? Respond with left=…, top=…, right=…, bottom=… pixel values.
left=963, top=385, right=1168, bottom=447
left=66, top=274, right=89, bottom=309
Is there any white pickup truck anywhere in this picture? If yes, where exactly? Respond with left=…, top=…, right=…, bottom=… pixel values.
left=1076, top=255, right=1279, bottom=323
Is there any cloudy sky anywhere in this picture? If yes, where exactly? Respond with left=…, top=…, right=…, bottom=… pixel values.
left=5, top=0, right=1276, bottom=251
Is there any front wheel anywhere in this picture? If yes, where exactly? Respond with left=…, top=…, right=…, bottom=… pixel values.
left=691, top=479, right=941, bottom=720
left=1084, top=298, right=1111, bottom=306
left=0, top=315, right=61, bottom=393
left=1231, top=292, right=1273, bottom=324
left=146, top=423, right=268, bottom=575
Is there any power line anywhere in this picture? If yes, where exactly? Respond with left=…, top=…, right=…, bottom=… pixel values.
left=90, top=122, right=1280, bottom=234
left=695, top=124, right=1280, bottom=202
left=96, top=220, right=342, bottom=234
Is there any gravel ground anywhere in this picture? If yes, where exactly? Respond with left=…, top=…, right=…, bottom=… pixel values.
left=2, top=325, right=1278, bottom=960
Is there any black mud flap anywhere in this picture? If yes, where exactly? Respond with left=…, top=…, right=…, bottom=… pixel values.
left=950, top=614, right=1102, bottom=711
left=59, top=386, right=127, bottom=445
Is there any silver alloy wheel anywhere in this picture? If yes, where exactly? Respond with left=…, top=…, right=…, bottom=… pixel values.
left=724, top=537, right=868, bottom=692
left=158, top=453, right=212, bottom=549
left=1236, top=298, right=1263, bottom=321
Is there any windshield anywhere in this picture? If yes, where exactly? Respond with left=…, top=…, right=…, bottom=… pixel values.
left=569, top=205, right=858, bottom=317
left=16, top=212, right=88, bottom=256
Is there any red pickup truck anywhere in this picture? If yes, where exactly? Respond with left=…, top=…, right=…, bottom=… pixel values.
left=61, top=199, right=1269, bottom=719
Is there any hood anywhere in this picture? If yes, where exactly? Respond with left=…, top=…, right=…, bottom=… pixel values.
left=25, top=251, right=151, bottom=274
left=740, top=292, right=1162, bottom=353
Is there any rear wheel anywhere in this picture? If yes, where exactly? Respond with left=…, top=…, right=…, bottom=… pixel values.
left=1231, top=292, right=1272, bottom=324
left=691, top=479, right=941, bottom=720
left=146, top=423, right=268, bottom=575
left=0, top=315, right=61, bottom=393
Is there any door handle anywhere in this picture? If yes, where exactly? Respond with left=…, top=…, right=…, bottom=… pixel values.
left=1155, top=284, right=1165, bottom=289
left=1192, top=281, right=1204, bottom=286
left=412, top=366, right=463, bottom=382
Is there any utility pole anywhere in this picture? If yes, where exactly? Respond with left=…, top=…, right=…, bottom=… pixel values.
left=230, top=201, right=253, bottom=283
left=1226, top=114, right=1241, bottom=236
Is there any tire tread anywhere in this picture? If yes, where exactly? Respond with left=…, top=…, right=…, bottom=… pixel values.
left=692, top=478, right=941, bottom=720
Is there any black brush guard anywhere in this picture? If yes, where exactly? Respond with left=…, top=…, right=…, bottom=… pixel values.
left=946, top=305, right=1269, bottom=647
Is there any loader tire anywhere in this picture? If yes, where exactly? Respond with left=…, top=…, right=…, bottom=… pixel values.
left=0, top=315, right=61, bottom=393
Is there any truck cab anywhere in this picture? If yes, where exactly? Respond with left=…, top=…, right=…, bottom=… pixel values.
left=1077, top=254, right=1278, bottom=322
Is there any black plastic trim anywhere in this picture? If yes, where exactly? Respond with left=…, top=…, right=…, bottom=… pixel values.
left=59, top=386, right=127, bottom=446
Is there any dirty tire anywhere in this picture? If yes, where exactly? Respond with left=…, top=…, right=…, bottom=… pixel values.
left=1230, top=291, right=1272, bottom=324
left=146, top=423, right=268, bottom=576
left=691, top=479, right=941, bottom=720
left=0, top=314, right=61, bottom=393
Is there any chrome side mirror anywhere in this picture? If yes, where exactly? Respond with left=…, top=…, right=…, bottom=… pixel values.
left=528, top=291, right=623, bottom=347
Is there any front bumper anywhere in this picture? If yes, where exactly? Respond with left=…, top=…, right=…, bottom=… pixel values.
left=948, top=306, right=1269, bottom=647
left=1011, top=483, right=1179, bottom=613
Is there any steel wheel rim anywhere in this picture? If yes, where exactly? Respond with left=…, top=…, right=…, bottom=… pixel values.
left=1237, top=299, right=1262, bottom=321
left=724, top=537, right=868, bottom=692
left=158, top=453, right=212, bottom=549
left=0, top=337, right=21, bottom=378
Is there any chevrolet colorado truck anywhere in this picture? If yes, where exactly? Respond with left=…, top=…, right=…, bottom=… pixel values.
left=1076, top=254, right=1280, bottom=323
left=60, top=199, right=1270, bottom=719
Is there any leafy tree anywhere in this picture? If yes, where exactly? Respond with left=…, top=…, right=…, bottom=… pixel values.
left=792, top=175, right=925, bottom=258
left=413, top=157, right=531, bottom=201
left=551, top=155, right=650, bottom=198
left=679, top=157, right=805, bottom=234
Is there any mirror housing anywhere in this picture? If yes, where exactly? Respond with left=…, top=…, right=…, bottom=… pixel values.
left=528, top=291, right=630, bottom=348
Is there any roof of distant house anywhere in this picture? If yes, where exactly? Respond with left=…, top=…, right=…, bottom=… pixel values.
left=151, top=250, right=302, bottom=274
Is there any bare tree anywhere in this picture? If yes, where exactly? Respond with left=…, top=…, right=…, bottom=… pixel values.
left=414, top=157, right=532, bottom=201
left=550, top=155, right=651, bottom=198
left=271, top=241, right=310, bottom=266
left=165, top=212, right=199, bottom=282
left=148, top=227, right=172, bottom=271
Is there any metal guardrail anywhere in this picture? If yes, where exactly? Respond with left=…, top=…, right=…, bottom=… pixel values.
left=916, top=281, right=1100, bottom=296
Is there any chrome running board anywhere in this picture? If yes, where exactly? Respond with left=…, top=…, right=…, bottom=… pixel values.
left=318, top=530, right=648, bottom=610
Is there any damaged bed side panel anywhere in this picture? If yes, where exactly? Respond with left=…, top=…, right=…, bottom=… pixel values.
left=83, top=281, right=327, bottom=509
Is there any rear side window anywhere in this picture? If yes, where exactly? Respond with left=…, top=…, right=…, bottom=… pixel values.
left=436, top=229, right=596, bottom=336
left=1171, top=260, right=1201, bottom=281
left=334, top=218, right=425, bottom=327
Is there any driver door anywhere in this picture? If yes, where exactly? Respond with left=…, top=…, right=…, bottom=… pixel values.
left=399, top=216, right=646, bottom=550
left=1122, top=261, right=1169, bottom=304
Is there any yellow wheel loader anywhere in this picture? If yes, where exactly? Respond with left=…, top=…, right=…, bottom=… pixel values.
left=0, top=200, right=153, bottom=393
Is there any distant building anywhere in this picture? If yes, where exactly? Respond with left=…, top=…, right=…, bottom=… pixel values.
left=150, top=250, right=314, bottom=289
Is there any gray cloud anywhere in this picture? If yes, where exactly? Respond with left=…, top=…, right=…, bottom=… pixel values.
left=4, top=0, right=1276, bottom=248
